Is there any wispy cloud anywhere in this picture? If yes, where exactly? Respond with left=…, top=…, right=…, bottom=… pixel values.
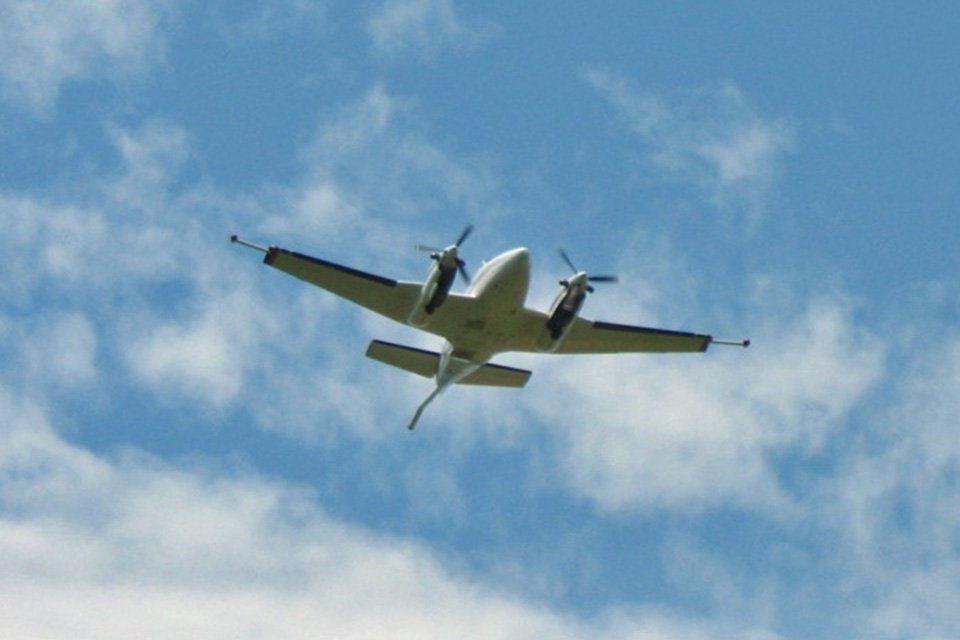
left=2, top=312, right=98, bottom=395
left=232, top=0, right=328, bottom=40
left=122, top=289, right=269, bottom=409
left=0, top=89, right=505, bottom=438
left=0, top=0, right=174, bottom=114
left=531, top=296, right=884, bottom=514
left=823, top=336, right=960, bottom=637
left=104, top=119, right=192, bottom=205
left=586, top=70, right=795, bottom=226
left=367, top=0, right=496, bottom=61
left=278, top=84, right=505, bottom=263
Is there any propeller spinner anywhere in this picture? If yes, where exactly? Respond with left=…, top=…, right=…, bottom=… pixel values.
left=417, top=224, right=474, bottom=284
left=558, top=249, right=618, bottom=293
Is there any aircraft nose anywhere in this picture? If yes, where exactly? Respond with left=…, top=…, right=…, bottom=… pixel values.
left=507, top=247, right=529, bottom=267
left=503, top=247, right=530, bottom=275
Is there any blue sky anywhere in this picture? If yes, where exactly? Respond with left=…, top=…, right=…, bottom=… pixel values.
left=2, top=1, right=959, bottom=637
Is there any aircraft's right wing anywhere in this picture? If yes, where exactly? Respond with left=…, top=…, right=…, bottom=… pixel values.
left=259, top=245, right=481, bottom=340
left=264, top=246, right=422, bottom=324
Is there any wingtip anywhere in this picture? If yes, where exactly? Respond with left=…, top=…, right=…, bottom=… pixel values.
left=711, top=338, right=751, bottom=349
left=231, top=235, right=270, bottom=254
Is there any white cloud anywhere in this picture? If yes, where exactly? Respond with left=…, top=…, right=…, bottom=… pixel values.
left=311, top=83, right=397, bottom=155
left=823, top=336, right=960, bottom=638
left=233, top=0, right=328, bottom=40
left=260, top=179, right=364, bottom=240
left=0, top=121, right=192, bottom=299
left=0, top=0, right=173, bottom=114
left=532, top=296, right=884, bottom=513
left=0, top=386, right=783, bottom=640
left=0, top=195, right=108, bottom=301
left=0, top=121, right=255, bottom=411
left=122, top=288, right=268, bottom=409
left=105, top=120, right=191, bottom=206
left=367, top=0, right=496, bottom=61
left=0, top=94, right=503, bottom=437
left=586, top=71, right=795, bottom=225
left=1, top=311, right=98, bottom=393
left=278, top=84, right=504, bottom=264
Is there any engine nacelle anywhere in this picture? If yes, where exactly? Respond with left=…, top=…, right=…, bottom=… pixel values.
left=535, top=280, right=588, bottom=352
left=408, top=259, right=458, bottom=327
left=425, top=264, right=457, bottom=314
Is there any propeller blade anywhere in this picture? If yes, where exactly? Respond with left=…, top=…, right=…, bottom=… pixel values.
left=558, top=249, right=578, bottom=274
left=455, top=224, right=474, bottom=247
left=416, top=244, right=442, bottom=253
left=457, top=260, right=472, bottom=284
left=558, top=249, right=618, bottom=288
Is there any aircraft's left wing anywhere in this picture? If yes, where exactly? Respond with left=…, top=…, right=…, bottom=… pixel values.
left=263, top=246, right=422, bottom=324
left=505, top=309, right=714, bottom=354
left=556, top=317, right=713, bottom=353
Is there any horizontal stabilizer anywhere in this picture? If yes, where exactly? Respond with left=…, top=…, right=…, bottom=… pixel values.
left=459, top=362, right=531, bottom=387
left=366, top=340, right=438, bottom=379
left=366, top=340, right=532, bottom=387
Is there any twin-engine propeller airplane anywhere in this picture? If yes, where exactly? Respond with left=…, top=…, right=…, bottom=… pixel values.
left=231, top=228, right=749, bottom=429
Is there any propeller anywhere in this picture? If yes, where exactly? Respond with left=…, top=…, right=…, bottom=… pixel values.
left=558, top=249, right=618, bottom=292
left=417, top=224, right=474, bottom=283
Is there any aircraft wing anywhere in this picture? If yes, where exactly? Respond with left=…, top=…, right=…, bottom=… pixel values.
left=250, top=241, right=718, bottom=353
left=264, top=246, right=422, bottom=323
left=556, top=316, right=713, bottom=353
left=261, top=246, right=476, bottom=337
left=506, top=309, right=713, bottom=354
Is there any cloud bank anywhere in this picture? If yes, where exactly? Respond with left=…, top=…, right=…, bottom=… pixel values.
left=0, top=0, right=173, bottom=114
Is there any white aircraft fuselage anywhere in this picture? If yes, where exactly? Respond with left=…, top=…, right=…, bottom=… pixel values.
left=430, top=247, right=531, bottom=387
left=403, top=246, right=536, bottom=427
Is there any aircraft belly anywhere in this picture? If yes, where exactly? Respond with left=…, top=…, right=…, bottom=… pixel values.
left=439, top=247, right=529, bottom=360
left=448, top=282, right=527, bottom=359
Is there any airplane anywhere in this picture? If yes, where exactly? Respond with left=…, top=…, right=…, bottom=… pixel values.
left=231, top=227, right=749, bottom=429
